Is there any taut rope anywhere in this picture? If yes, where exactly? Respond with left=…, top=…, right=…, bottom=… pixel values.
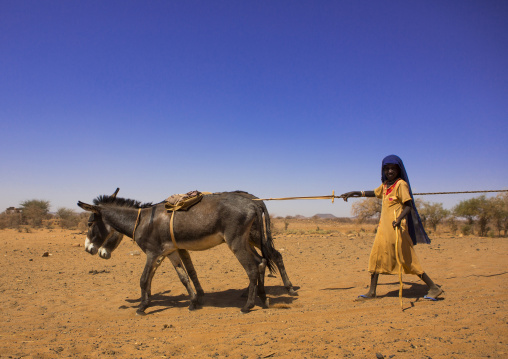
left=413, top=190, right=507, bottom=195
left=254, top=189, right=507, bottom=202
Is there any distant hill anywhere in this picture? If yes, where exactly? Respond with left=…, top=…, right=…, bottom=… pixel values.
left=313, top=213, right=337, bottom=219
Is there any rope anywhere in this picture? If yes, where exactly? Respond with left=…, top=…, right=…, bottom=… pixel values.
left=253, top=190, right=340, bottom=202
left=169, top=211, right=179, bottom=249
left=413, top=190, right=508, bottom=195
left=132, top=208, right=142, bottom=240
left=254, top=189, right=507, bottom=202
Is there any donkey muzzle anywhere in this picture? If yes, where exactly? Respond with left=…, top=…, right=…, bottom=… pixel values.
left=84, top=237, right=99, bottom=255
left=98, top=247, right=111, bottom=259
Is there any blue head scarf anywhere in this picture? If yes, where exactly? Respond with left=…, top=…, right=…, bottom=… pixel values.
left=381, top=155, right=430, bottom=245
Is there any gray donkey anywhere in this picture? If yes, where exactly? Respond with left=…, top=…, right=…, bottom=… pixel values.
left=92, top=190, right=297, bottom=299
left=78, top=191, right=276, bottom=314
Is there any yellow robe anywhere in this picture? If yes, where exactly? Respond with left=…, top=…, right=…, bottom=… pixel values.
left=368, top=180, right=424, bottom=275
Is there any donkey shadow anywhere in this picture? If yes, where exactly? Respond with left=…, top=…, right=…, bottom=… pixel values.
left=121, top=285, right=299, bottom=315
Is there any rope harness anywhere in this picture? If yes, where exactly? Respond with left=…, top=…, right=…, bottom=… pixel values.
left=169, top=211, right=179, bottom=249
left=132, top=208, right=142, bottom=240
left=164, top=191, right=210, bottom=250
left=130, top=206, right=180, bottom=250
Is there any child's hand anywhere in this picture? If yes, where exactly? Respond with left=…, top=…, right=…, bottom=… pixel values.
left=341, top=191, right=359, bottom=202
left=392, top=219, right=401, bottom=228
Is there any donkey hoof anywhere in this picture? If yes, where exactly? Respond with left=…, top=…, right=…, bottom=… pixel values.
left=136, top=309, right=147, bottom=316
left=195, top=292, right=205, bottom=306
left=288, top=288, right=298, bottom=296
left=241, top=304, right=254, bottom=313
left=262, top=298, right=270, bottom=309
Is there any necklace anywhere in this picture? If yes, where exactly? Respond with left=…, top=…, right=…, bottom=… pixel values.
left=384, top=178, right=400, bottom=196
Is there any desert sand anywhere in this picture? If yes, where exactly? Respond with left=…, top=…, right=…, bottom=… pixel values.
left=1, top=220, right=507, bottom=358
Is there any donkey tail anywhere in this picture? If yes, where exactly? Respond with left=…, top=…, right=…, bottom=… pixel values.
left=255, top=201, right=277, bottom=274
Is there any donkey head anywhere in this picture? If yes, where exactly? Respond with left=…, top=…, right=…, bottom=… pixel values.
left=77, top=188, right=120, bottom=258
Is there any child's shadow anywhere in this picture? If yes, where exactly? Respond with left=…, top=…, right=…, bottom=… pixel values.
left=380, top=281, right=444, bottom=301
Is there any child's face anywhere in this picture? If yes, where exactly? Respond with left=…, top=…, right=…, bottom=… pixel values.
left=383, top=164, right=400, bottom=182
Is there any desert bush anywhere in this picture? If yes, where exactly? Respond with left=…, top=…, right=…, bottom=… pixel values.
left=57, top=208, right=81, bottom=229
left=0, top=211, right=22, bottom=229
left=352, top=198, right=381, bottom=223
left=77, top=212, right=89, bottom=232
left=447, top=217, right=459, bottom=235
left=461, top=224, right=472, bottom=236
left=284, top=216, right=292, bottom=231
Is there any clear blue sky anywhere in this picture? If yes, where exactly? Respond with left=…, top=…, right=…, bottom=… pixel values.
left=1, top=1, right=507, bottom=217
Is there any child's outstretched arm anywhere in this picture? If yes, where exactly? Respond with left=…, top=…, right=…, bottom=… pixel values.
left=341, top=191, right=375, bottom=202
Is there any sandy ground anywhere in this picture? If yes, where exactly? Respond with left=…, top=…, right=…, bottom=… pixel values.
left=1, top=223, right=507, bottom=359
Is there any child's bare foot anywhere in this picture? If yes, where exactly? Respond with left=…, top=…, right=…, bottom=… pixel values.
left=424, top=286, right=443, bottom=301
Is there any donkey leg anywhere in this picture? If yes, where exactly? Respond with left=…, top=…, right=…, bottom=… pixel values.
left=243, top=247, right=269, bottom=308
left=137, top=253, right=160, bottom=315
left=229, top=247, right=259, bottom=313
left=178, top=249, right=205, bottom=305
left=168, top=252, right=199, bottom=311
left=242, top=267, right=258, bottom=313
left=257, top=258, right=269, bottom=308
left=146, top=255, right=165, bottom=297
left=241, top=245, right=260, bottom=298
left=273, top=249, right=297, bottom=296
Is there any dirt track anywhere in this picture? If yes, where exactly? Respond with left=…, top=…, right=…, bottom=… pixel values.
left=1, top=225, right=507, bottom=358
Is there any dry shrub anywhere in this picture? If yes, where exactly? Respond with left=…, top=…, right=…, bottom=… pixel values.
left=57, top=208, right=88, bottom=230
left=0, top=211, right=22, bottom=229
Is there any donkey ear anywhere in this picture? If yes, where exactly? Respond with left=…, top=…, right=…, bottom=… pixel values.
left=77, top=201, right=99, bottom=213
left=111, top=188, right=120, bottom=199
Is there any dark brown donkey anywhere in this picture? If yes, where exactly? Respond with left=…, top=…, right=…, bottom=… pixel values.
left=78, top=191, right=276, bottom=314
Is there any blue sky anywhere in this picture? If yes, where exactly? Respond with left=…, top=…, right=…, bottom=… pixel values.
left=1, top=1, right=507, bottom=217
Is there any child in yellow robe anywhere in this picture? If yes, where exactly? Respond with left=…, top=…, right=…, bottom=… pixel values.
left=341, top=155, right=443, bottom=300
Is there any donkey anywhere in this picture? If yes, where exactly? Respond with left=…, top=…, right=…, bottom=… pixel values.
left=78, top=191, right=276, bottom=314
left=94, top=190, right=297, bottom=297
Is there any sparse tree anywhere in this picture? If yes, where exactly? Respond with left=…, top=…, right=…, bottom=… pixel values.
left=453, top=195, right=493, bottom=237
left=418, top=200, right=450, bottom=232
left=19, top=199, right=51, bottom=227
left=453, top=198, right=478, bottom=227
left=490, top=193, right=508, bottom=237
left=351, top=198, right=381, bottom=223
